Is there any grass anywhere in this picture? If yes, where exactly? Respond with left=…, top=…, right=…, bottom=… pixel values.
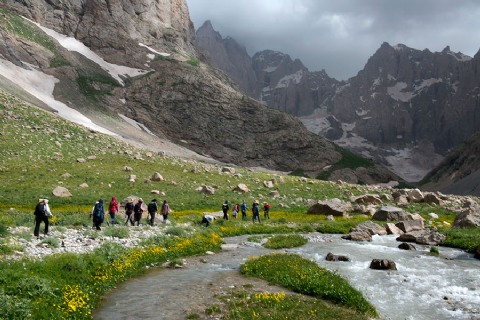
left=429, top=246, right=439, bottom=256
left=247, top=235, right=264, bottom=243
left=186, top=56, right=200, bottom=67
left=438, top=227, right=480, bottom=253
left=103, top=226, right=130, bottom=239
left=241, top=253, right=377, bottom=316
left=40, top=237, right=60, bottom=248
left=262, top=234, right=307, bottom=249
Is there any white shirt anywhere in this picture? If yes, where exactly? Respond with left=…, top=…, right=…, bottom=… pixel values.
left=204, top=215, right=214, bottom=222
left=44, top=203, right=53, bottom=217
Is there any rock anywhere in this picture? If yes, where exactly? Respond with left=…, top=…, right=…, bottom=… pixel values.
left=278, top=176, right=285, bottom=183
left=341, top=232, right=372, bottom=241
left=270, top=178, right=277, bottom=185
left=123, top=166, right=133, bottom=172
left=394, top=195, right=409, bottom=205
left=385, top=223, right=404, bottom=235
left=352, top=194, right=383, bottom=205
left=87, top=156, right=96, bottom=160
left=170, top=181, right=177, bottom=185
left=407, top=189, right=424, bottom=203
left=151, top=190, right=160, bottom=194
left=76, top=158, right=85, bottom=163
left=372, top=206, right=409, bottom=221
left=160, top=192, right=166, bottom=196
left=129, top=179, right=135, bottom=183
left=396, top=230, right=446, bottom=246
left=462, top=199, right=480, bottom=210
left=129, top=175, right=137, bottom=180
left=326, top=252, right=350, bottom=262
left=144, top=179, right=151, bottom=184
left=428, top=213, right=439, bottom=219
left=61, top=173, right=71, bottom=178
left=120, top=196, right=141, bottom=209
left=222, top=167, right=235, bottom=174
left=352, top=204, right=366, bottom=214
left=263, top=181, right=274, bottom=188
left=395, top=220, right=424, bottom=233
left=344, top=190, right=353, bottom=196
left=269, top=190, right=279, bottom=197
left=398, top=242, right=416, bottom=250
left=233, top=184, right=249, bottom=193
left=370, top=259, right=397, bottom=270
left=200, top=186, right=215, bottom=195
left=392, top=189, right=409, bottom=198
left=221, top=244, right=239, bottom=250
left=79, top=183, right=89, bottom=188
left=380, top=194, right=393, bottom=201
left=52, top=186, right=72, bottom=197
left=424, top=193, right=444, bottom=205
left=475, top=245, right=480, bottom=260
left=152, top=172, right=164, bottom=181
left=307, top=198, right=351, bottom=217
left=407, top=213, right=425, bottom=221
left=206, top=251, right=215, bottom=255
left=452, top=209, right=480, bottom=228
left=350, top=221, right=387, bottom=235
left=325, top=215, right=335, bottom=221
left=195, top=187, right=203, bottom=192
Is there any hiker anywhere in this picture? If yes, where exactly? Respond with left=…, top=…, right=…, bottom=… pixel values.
left=201, top=214, right=216, bottom=227
left=147, top=199, right=158, bottom=226
left=108, top=196, right=119, bottom=226
left=34, top=197, right=53, bottom=238
left=241, top=200, right=247, bottom=220
left=263, top=202, right=271, bottom=219
left=232, top=204, right=239, bottom=219
left=222, top=200, right=229, bottom=220
left=91, top=199, right=105, bottom=230
left=161, top=200, right=170, bottom=224
left=124, top=198, right=135, bottom=226
left=133, top=198, right=145, bottom=226
left=252, top=200, right=261, bottom=223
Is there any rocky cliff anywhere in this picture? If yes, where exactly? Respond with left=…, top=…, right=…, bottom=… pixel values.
left=0, top=1, right=399, bottom=184
left=196, top=22, right=480, bottom=182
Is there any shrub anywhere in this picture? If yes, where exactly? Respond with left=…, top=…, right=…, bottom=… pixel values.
left=93, top=241, right=127, bottom=263
left=165, top=226, right=187, bottom=238
left=0, top=289, right=32, bottom=320
left=187, top=313, right=199, bottom=319
left=262, top=235, right=307, bottom=249
left=0, top=225, right=9, bottom=237
left=139, top=234, right=167, bottom=247
left=103, top=226, right=130, bottom=239
left=430, top=246, right=439, bottom=255
left=41, top=237, right=59, bottom=248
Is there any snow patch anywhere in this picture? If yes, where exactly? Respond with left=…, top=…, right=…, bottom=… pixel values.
left=118, top=114, right=157, bottom=137
left=447, top=51, right=472, bottom=62
left=356, top=109, right=369, bottom=116
left=360, top=96, right=365, bottom=103
left=0, top=58, right=116, bottom=135
left=274, top=70, right=304, bottom=89
left=263, top=66, right=278, bottom=72
left=387, top=74, right=396, bottom=81
left=147, top=53, right=155, bottom=60
left=138, top=43, right=171, bottom=57
left=24, top=18, right=147, bottom=86
left=387, top=82, right=413, bottom=102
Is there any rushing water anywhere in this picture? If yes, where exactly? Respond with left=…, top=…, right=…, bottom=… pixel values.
left=93, top=234, right=480, bottom=320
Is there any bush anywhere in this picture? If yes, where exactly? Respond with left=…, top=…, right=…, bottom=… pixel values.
left=0, top=225, right=9, bottom=237
left=93, top=241, right=127, bottom=263
left=0, top=289, right=32, bottom=320
left=262, top=235, right=307, bottom=249
left=40, top=237, right=59, bottom=248
left=6, top=276, right=56, bottom=299
left=241, top=253, right=377, bottom=316
left=139, top=234, right=167, bottom=247
left=103, top=226, right=130, bottom=239
left=165, top=226, right=187, bottom=238
left=430, top=246, right=439, bottom=255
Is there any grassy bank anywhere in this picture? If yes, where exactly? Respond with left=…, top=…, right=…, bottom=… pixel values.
left=241, top=253, right=377, bottom=316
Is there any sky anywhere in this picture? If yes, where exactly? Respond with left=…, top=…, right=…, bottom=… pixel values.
left=186, top=0, right=480, bottom=80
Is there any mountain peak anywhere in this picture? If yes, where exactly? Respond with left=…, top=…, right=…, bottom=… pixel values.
left=201, top=20, right=213, bottom=29
left=442, top=45, right=451, bottom=53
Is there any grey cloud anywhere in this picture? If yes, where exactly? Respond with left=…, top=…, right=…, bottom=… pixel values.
left=187, top=0, right=480, bottom=80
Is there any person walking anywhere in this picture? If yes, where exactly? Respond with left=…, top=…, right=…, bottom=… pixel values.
left=241, top=200, right=247, bottom=221
left=201, top=214, right=216, bottom=227
left=252, top=200, right=261, bottom=223
left=34, top=197, right=53, bottom=238
left=222, top=200, right=229, bottom=220
left=263, top=202, right=271, bottom=220
left=91, top=199, right=105, bottom=230
left=161, top=200, right=170, bottom=224
left=232, top=204, right=239, bottom=219
left=107, top=196, right=119, bottom=226
left=147, top=199, right=158, bottom=226
left=124, top=198, right=135, bottom=226
left=133, top=198, right=145, bottom=226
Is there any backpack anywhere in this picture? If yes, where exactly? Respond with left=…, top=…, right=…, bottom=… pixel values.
left=148, top=202, right=157, bottom=213
left=34, top=203, right=46, bottom=217
left=125, top=202, right=134, bottom=214
left=94, top=202, right=104, bottom=218
left=134, top=202, right=143, bottom=214
left=253, top=205, right=259, bottom=215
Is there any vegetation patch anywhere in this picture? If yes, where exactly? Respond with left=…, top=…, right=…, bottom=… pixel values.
left=186, top=56, right=200, bottom=67
left=438, top=227, right=480, bottom=253
left=102, top=226, right=130, bottom=239
left=241, top=253, right=377, bottom=316
left=262, top=234, right=307, bottom=249
left=247, top=235, right=265, bottom=243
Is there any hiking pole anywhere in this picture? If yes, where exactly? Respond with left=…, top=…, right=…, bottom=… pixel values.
left=51, top=215, right=58, bottom=233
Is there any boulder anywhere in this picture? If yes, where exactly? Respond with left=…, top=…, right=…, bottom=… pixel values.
left=221, top=244, right=239, bottom=250
left=380, top=194, right=393, bottom=201
left=144, top=179, right=151, bottom=184
left=152, top=172, right=164, bottom=181
left=424, top=193, right=444, bottom=205
left=120, top=196, right=141, bottom=209
left=396, top=230, right=446, bottom=246
left=87, top=156, right=96, bottom=160
left=452, top=209, right=480, bottom=228
left=372, top=206, right=409, bottom=221
left=269, top=190, right=279, bottom=197
left=200, top=186, right=215, bottom=195
left=428, top=213, right=439, bottom=219
left=350, top=221, right=387, bottom=235
left=475, top=245, right=480, bottom=260
left=129, top=175, right=136, bottom=180
left=462, top=199, right=480, bottom=210
left=79, top=183, right=89, bottom=188
left=52, top=186, right=72, bottom=197
left=392, top=189, right=408, bottom=199
left=263, top=181, right=274, bottom=188
left=398, top=242, right=416, bottom=250
left=352, top=204, right=366, bottom=214
left=352, top=194, right=383, bottom=205
left=151, top=190, right=160, bottom=194
left=407, top=189, right=424, bottom=203
left=395, top=220, right=424, bottom=233
left=123, top=166, right=133, bottom=172
left=278, top=176, right=285, bottom=183
left=307, top=198, right=351, bottom=217
left=325, top=215, right=335, bottom=221
left=407, top=213, right=425, bottom=221
left=233, top=184, right=249, bottom=193
left=270, top=178, right=278, bottom=185
left=76, top=158, right=85, bottom=163
left=326, top=252, right=350, bottom=262
left=370, top=259, right=397, bottom=270
left=385, top=223, right=404, bottom=235
left=394, top=195, right=408, bottom=205
left=61, top=173, right=72, bottom=178
left=341, top=232, right=372, bottom=242
left=222, top=167, right=235, bottom=174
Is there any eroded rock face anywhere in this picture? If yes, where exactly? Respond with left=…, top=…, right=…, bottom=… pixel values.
left=370, top=259, right=397, bottom=270
left=307, top=199, right=351, bottom=217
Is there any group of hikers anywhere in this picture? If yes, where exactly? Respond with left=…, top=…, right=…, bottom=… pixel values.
left=33, top=196, right=171, bottom=237
left=201, top=200, right=270, bottom=227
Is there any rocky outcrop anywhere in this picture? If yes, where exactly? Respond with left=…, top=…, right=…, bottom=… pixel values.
left=349, top=221, right=387, bottom=235
left=307, top=199, right=351, bottom=217
left=452, top=209, right=480, bottom=228
left=326, top=252, right=350, bottom=262
left=370, top=259, right=397, bottom=270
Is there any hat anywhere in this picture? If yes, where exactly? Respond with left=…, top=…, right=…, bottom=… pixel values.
left=138, top=198, right=143, bottom=202
left=255, top=200, right=259, bottom=204
left=44, top=197, right=49, bottom=200
left=129, top=198, right=134, bottom=203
